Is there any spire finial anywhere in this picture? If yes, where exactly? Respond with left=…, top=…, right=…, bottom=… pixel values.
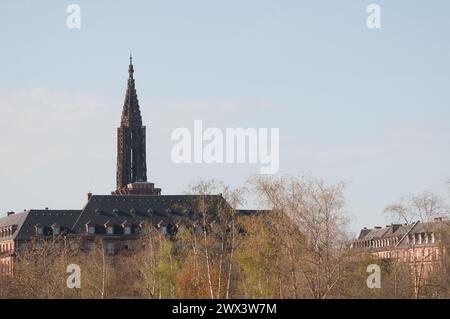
left=128, top=53, right=134, bottom=79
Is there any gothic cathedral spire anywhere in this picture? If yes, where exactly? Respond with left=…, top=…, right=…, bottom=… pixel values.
left=116, top=56, right=148, bottom=191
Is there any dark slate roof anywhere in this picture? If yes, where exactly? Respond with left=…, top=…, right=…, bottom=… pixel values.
left=71, top=195, right=229, bottom=235
left=363, top=227, right=390, bottom=240
left=1, top=195, right=267, bottom=241
left=410, top=220, right=450, bottom=233
left=356, top=224, right=410, bottom=241
left=15, top=210, right=82, bottom=240
left=380, top=224, right=408, bottom=238
left=356, top=220, right=450, bottom=244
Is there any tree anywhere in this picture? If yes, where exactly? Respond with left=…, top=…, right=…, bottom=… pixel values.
left=5, top=237, right=79, bottom=299
left=177, top=180, right=245, bottom=299
left=384, top=191, right=447, bottom=224
left=247, top=175, right=352, bottom=299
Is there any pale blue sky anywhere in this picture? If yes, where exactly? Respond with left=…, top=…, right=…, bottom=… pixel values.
left=0, top=0, right=449, bottom=232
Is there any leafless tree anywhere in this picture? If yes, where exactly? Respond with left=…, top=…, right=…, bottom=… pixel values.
left=248, top=175, right=352, bottom=299
left=384, top=191, right=447, bottom=224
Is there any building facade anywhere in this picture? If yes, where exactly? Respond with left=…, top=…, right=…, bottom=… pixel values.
left=0, top=210, right=81, bottom=275
left=352, top=219, right=449, bottom=273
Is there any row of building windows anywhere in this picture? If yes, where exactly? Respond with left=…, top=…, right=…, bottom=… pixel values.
left=84, top=221, right=184, bottom=236
left=0, top=242, right=13, bottom=254
left=85, top=241, right=133, bottom=254
left=0, top=226, right=16, bottom=238
left=353, top=236, right=401, bottom=249
left=85, top=223, right=133, bottom=235
left=33, top=220, right=200, bottom=238
left=34, top=224, right=61, bottom=236
left=33, top=222, right=186, bottom=238
left=0, top=258, right=13, bottom=276
left=375, top=247, right=440, bottom=262
left=407, top=232, right=435, bottom=245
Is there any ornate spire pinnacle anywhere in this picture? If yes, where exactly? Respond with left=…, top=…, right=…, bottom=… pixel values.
left=121, top=55, right=140, bottom=127
left=128, top=53, right=134, bottom=79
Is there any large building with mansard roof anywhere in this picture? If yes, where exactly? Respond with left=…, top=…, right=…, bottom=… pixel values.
left=351, top=218, right=449, bottom=274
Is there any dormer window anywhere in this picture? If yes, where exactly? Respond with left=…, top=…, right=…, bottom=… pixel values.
left=103, top=220, right=114, bottom=235
left=35, top=224, right=44, bottom=236
left=85, top=221, right=95, bottom=235
left=122, top=220, right=132, bottom=235
left=51, top=223, right=61, bottom=236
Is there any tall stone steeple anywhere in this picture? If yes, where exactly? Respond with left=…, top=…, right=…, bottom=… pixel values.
left=116, top=54, right=147, bottom=191
left=115, top=56, right=160, bottom=195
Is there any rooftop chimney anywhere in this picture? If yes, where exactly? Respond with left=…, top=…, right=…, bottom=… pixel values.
left=87, top=192, right=93, bottom=202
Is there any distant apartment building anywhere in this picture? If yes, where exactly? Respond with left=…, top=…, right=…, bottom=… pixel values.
left=352, top=218, right=449, bottom=272
left=0, top=210, right=81, bottom=275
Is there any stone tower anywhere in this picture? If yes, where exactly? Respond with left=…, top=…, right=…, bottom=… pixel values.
left=114, top=56, right=161, bottom=195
